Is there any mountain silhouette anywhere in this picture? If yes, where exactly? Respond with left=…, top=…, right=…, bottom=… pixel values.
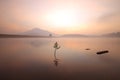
left=102, top=32, right=120, bottom=37
left=22, top=28, right=55, bottom=36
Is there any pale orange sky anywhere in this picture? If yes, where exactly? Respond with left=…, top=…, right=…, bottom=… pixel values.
left=0, top=0, right=120, bottom=34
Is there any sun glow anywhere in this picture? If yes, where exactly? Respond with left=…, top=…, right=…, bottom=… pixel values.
left=46, top=10, right=78, bottom=27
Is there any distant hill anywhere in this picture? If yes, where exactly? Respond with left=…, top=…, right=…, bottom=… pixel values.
left=21, top=28, right=56, bottom=36
left=0, top=28, right=56, bottom=38
left=102, top=32, right=120, bottom=37
left=0, top=34, right=48, bottom=38
left=62, top=34, right=89, bottom=37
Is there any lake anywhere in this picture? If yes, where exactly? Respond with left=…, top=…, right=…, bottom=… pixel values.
left=0, top=37, right=120, bottom=80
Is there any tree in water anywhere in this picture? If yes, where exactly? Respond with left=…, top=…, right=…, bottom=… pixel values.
left=53, top=42, right=60, bottom=67
left=49, top=34, right=52, bottom=37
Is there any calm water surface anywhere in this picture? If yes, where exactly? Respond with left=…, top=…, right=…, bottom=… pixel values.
left=0, top=38, right=120, bottom=80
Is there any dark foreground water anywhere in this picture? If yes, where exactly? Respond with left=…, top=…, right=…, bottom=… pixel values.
left=0, top=38, right=120, bottom=80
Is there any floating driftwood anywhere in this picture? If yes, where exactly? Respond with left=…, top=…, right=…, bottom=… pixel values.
left=85, top=48, right=90, bottom=50
left=97, top=50, right=109, bottom=55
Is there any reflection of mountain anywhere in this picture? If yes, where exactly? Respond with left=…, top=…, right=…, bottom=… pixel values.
left=28, top=40, right=49, bottom=47
left=102, top=32, right=120, bottom=37
left=22, top=28, right=55, bottom=36
left=62, top=34, right=89, bottom=37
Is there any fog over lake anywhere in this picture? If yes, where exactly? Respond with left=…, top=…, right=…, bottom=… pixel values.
left=0, top=38, right=120, bottom=80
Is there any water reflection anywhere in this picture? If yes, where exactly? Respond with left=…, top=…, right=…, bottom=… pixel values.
left=53, top=42, right=60, bottom=67
left=53, top=59, right=59, bottom=67
left=0, top=38, right=120, bottom=80
left=28, top=40, right=49, bottom=47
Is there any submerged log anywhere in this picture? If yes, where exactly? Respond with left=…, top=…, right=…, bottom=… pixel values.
left=85, top=48, right=90, bottom=50
left=97, top=50, right=109, bottom=55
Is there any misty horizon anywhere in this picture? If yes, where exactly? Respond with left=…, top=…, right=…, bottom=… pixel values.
left=0, top=0, right=120, bottom=35
left=0, top=28, right=120, bottom=37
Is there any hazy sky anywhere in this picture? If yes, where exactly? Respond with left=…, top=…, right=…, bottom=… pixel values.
left=0, top=0, right=120, bottom=34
